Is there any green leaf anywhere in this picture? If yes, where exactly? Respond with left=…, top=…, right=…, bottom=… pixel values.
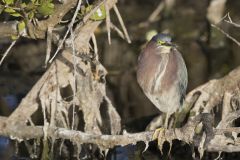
left=90, top=5, right=106, bottom=21
left=85, top=5, right=92, bottom=13
left=78, top=6, right=87, bottom=19
left=0, top=5, right=4, bottom=14
left=37, top=1, right=54, bottom=16
left=4, top=8, right=16, bottom=13
left=80, top=4, right=106, bottom=21
left=17, top=21, right=26, bottom=32
left=11, top=35, right=18, bottom=40
left=26, top=2, right=37, bottom=11
left=10, top=12, right=22, bottom=17
left=3, top=0, right=15, bottom=5
left=20, top=2, right=27, bottom=8
left=4, top=7, right=21, bottom=17
left=28, top=11, right=35, bottom=19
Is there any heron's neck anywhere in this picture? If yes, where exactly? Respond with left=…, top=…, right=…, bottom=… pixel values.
left=157, top=46, right=172, bottom=54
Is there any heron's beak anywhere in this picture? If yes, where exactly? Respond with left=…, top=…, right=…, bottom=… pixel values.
left=164, top=42, right=173, bottom=46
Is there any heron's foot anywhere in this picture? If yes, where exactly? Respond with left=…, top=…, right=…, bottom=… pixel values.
left=152, top=127, right=166, bottom=151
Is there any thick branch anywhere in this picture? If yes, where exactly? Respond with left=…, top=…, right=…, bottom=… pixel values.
left=4, top=56, right=240, bottom=153
left=1, top=114, right=240, bottom=152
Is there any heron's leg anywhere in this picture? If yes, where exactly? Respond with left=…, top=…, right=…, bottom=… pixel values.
left=164, top=113, right=170, bottom=128
left=152, top=113, right=168, bottom=149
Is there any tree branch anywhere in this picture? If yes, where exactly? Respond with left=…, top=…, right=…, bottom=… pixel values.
left=1, top=112, right=240, bottom=152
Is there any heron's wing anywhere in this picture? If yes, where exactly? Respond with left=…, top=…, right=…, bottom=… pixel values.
left=175, top=49, right=188, bottom=105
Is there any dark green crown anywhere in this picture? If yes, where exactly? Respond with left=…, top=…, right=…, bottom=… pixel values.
left=151, top=33, right=172, bottom=46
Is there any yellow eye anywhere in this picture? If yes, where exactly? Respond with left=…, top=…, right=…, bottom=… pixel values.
left=157, top=40, right=165, bottom=45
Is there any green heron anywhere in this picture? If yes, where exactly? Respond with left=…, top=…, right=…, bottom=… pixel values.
left=136, top=33, right=188, bottom=128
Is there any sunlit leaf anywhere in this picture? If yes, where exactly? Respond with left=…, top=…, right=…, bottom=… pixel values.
left=17, top=21, right=26, bottom=32
left=4, top=7, right=21, bottom=17
left=11, top=12, right=22, bottom=17
left=90, top=4, right=106, bottom=21
left=20, top=2, right=27, bottom=8
left=85, top=5, right=92, bottom=13
left=37, top=1, right=54, bottom=16
left=4, top=8, right=16, bottom=13
left=11, top=35, right=18, bottom=40
left=3, top=0, right=15, bottom=5
left=28, top=11, right=35, bottom=19
left=81, top=4, right=106, bottom=21
left=0, top=5, right=4, bottom=14
left=26, top=2, right=37, bottom=11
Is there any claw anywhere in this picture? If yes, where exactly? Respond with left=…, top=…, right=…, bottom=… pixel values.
left=152, top=128, right=166, bottom=152
left=152, top=128, right=164, bottom=140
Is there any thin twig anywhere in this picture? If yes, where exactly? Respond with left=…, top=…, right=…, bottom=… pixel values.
left=148, top=2, right=164, bottom=22
left=224, top=20, right=240, bottom=28
left=70, top=27, right=77, bottom=130
left=113, top=4, right=131, bottom=43
left=110, top=22, right=125, bottom=39
left=211, top=24, right=240, bottom=47
left=73, top=0, right=107, bottom=36
left=215, top=12, right=228, bottom=25
left=49, top=0, right=82, bottom=63
left=138, top=2, right=164, bottom=28
left=105, top=2, right=111, bottom=44
left=45, top=27, right=53, bottom=66
left=223, top=13, right=240, bottom=28
left=227, top=12, right=232, bottom=22
left=91, top=33, right=98, bottom=58
left=0, top=38, right=18, bottom=65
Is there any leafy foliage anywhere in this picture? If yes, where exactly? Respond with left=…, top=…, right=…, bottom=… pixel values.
left=79, top=3, right=106, bottom=21
left=37, top=0, right=54, bottom=16
left=0, top=0, right=107, bottom=38
left=2, top=0, right=14, bottom=5
left=1, top=0, right=55, bottom=17
left=0, top=0, right=55, bottom=36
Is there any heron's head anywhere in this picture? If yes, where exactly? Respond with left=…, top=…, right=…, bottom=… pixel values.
left=151, top=33, right=173, bottom=46
left=148, top=33, right=174, bottom=54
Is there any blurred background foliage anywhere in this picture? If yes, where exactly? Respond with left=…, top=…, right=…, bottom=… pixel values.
left=1, top=0, right=240, bottom=159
